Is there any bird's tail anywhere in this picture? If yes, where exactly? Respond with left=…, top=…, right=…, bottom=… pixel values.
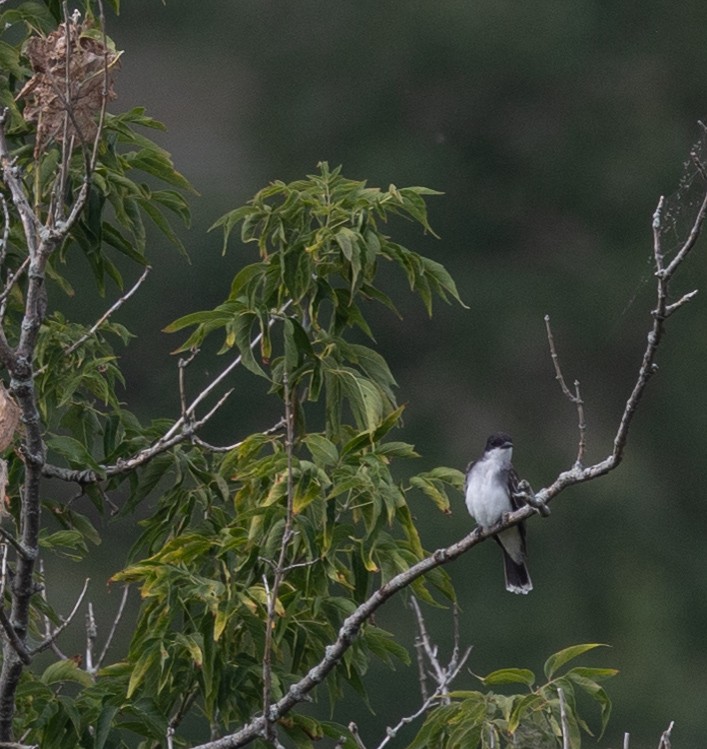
left=502, top=549, right=532, bottom=595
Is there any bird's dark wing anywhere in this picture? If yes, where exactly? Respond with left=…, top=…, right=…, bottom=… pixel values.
left=508, top=466, right=522, bottom=511
left=507, top=466, right=527, bottom=547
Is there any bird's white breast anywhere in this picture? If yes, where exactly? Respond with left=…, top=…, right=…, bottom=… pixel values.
left=465, top=453, right=512, bottom=529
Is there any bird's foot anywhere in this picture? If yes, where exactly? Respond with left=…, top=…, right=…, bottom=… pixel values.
left=515, top=479, right=551, bottom=517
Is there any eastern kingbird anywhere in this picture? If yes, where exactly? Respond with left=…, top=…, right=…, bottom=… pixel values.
left=464, top=432, right=532, bottom=595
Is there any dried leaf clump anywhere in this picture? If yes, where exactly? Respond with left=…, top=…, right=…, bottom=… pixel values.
left=17, top=15, right=120, bottom=157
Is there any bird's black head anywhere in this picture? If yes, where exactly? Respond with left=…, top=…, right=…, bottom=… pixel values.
left=485, top=432, right=513, bottom=451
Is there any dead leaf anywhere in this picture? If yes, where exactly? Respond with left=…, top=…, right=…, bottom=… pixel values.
left=0, top=382, right=20, bottom=452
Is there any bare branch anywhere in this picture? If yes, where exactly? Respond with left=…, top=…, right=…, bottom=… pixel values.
left=29, top=577, right=90, bottom=656
left=665, top=289, right=698, bottom=317
left=0, top=195, right=9, bottom=270
left=37, top=559, right=68, bottom=661
left=161, top=301, right=290, bottom=445
left=0, top=546, right=7, bottom=604
left=557, top=687, right=570, bottom=749
left=0, top=110, right=41, bottom=255
left=409, top=597, right=447, bottom=695
left=347, top=723, right=368, bottom=749
left=652, top=195, right=666, bottom=273
left=658, top=721, right=675, bottom=749
left=84, top=602, right=97, bottom=674
left=95, top=583, right=130, bottom=671
left=0, top=258, right=30, bottom=325
left=262, top=373, right=296, bottom=740
left=178, top=348, right=200, bottom=422
left=63, top=265, right=151, bottom=357
left=544, top=314, right=586, bottom=466
left=662, top=185, right=707, bottom=278
left=370, top=599, right=472, bottom=749
left=189, top=417, right=287, bottom=454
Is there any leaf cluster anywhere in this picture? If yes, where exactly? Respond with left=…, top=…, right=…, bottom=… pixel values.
left=167, top=162, right=463, bottom=439
left=408, top=644, right=618, bottom=749
left=101, top=165, right=466, bottom=739
left=6, top=142, right=465, bottom=746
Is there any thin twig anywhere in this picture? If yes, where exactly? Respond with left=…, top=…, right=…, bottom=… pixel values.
left=30, top=577, right=90, bottom=655
left=409, top=597, right=446, bottom=691
left=0, top=258, right=30, bottom=325
left=190, top=417, right=287, bottom=454
left=0, top=545, right=7, bottom=602
left=665, top=289, right=698, bottom=317
left=544, top=314, right=587, bottom=466
left=96, top=583, right=130, bottom=670
left=652, top=195, right=666, bottom=273
left=178, top=348, right=200, bottom=423
left=662, top=185, right=707, bottom=279
left=348, top=723, right=368, bottom=749
left=658, top=721, right=675, bottom=749
left=162, top=303, right=291, bottom=444
left=90, top=0, right=110, bottom=174
left=557, top=687, right=570, bottom=749
left=0, top=195, right=10, bottom=269
left=373, top=599, right=471, bottom=749
left=413, top=616, right=429, bottom=702
left=611, top=192, right=703, bottom=465
left=63, top=266, right=152, bottom=356
left=85, top=602, right=97, bottom=673
left=37, top=559, right=68, bottom=660
left=262, top=372, right=296, bottom=739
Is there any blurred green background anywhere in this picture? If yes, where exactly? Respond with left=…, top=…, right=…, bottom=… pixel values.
left=57, top=1, right=707, bottom=745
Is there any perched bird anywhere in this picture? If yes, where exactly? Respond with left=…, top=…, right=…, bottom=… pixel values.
left=464, top=432, right=532, bottom=594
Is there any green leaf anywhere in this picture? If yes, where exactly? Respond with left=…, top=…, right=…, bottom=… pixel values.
left=138, top=195, right=188, bottom=258
left=566, top=670, right=617, bottom=737
left=127, top=646, right=159, bottom=698
left=507, top=693, right=547, bottom=734
left=0, top=40, right=24, bottom=78
left=304, top=434, right=339, bottom=467
left=410, top=468, right=462, bottom=514
left=567, top=666, right=619, bottom=682
left=544, top=643, right=609, bottom=680
left=94, top=705, right=120, bottom=749
left=40, top=529, right=87, bottom=554
left=46, top=435, right=102, bottom=472
left=479, top=668, right=536, bottom=687
left=334, top=368, right=385, bottom=432
left=420, top=256, right=468, bottom=309
left=41, top=660, right=93, bottom=688
left=229, top=262, right=266, bottom=300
